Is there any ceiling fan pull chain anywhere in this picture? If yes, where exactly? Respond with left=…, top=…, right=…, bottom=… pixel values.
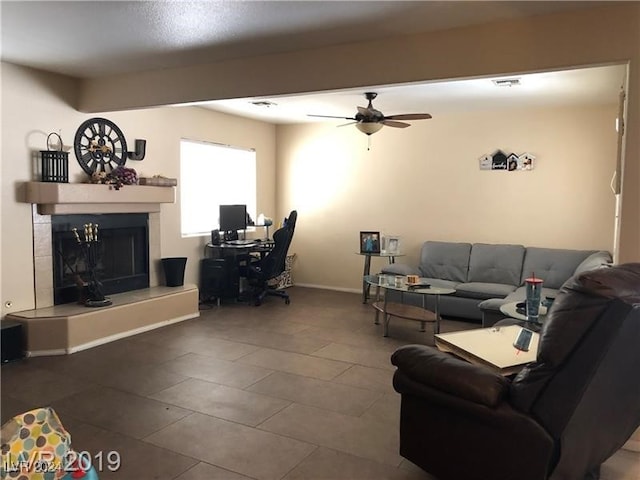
left=367, top=135, right=372, bottom=151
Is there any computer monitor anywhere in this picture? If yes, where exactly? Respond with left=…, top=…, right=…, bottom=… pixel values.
left=219, top=204, right=247, bottom=233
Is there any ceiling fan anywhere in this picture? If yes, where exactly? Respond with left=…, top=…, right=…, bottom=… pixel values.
left=309, top=92, right=432, bottom=135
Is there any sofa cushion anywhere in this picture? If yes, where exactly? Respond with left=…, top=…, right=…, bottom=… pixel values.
left=455, top=282, right=517, bottom=300
left=419, top=241, right=471, bottom=283
left=573, top=250, right=612, bottom=275
left=468, top=243, right=525, bottom=286
left=380, top=263, right=420, bottom=276
left=520, top=248, right=597, bottom=289
left=421, top=278, right=460, bottom=290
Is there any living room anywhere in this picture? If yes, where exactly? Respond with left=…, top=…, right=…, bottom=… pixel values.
left=1, top=2, right=639, bottom=479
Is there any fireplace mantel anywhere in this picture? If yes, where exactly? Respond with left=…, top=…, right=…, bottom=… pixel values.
left=23, top=181, right=175, bottom=214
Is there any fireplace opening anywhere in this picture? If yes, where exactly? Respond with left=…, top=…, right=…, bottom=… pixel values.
left=52, top=213, right=149, bottom=305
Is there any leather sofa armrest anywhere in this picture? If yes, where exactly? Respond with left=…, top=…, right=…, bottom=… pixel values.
left=391, top=345, right=509, bottom=407
left=380, top=263, right=420, bottom=276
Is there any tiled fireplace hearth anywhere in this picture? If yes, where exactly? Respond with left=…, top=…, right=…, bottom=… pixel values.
left=7, top=182, right=199, bottom=356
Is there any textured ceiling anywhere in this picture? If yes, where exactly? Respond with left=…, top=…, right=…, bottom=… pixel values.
left=0, top=1, right=615, bottom=78
left=0, top=1, right=624, bottom=122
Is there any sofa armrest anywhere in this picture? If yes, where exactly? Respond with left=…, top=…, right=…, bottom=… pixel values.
left=380, top=263, right=420, bottom=276
left=391, top=345, right=509, bottom=407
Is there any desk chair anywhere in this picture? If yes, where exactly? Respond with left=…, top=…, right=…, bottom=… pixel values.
left=246, top=210, right=296, bottom=306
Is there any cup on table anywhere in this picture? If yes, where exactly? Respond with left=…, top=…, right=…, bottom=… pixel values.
left=394, top=275, right=404, bottom=288
left=525, top=276, right=544, bottom=322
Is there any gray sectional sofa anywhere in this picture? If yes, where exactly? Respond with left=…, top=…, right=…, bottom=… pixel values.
left=381, top=241, right=611, bottom=324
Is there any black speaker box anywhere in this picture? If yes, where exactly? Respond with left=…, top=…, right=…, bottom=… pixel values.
left=1, top=320, right=24, bottom=363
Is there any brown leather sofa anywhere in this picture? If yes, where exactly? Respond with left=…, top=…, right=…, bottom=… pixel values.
left=391, top=263, right=640, bottom=480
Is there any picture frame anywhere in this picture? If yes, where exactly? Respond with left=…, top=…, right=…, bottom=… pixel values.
left=359, top=231, right=381, bottom=254
left=387, top=235, right=401, bottom=255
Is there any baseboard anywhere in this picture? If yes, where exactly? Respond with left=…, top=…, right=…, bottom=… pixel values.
left=26, top=312, right=199, bottom=356
left=295, top=283, right=360, bottom=294
left=26, top=349, right=67, bottom=357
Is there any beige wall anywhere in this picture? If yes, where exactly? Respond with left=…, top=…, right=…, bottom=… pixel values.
left=0, top=63, right=276, bottom=316
left=2, top=3, right=639, bottom=314
left=277, top=104, right=618, bottom=290
left=76, top=4, right=640, bottom=265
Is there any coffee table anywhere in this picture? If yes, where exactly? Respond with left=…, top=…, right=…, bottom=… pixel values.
left=435, top=325, right=539, bottom=376
left=357, top=252, right=405, bottom=303
left=364, top=275, right=455, bottom=337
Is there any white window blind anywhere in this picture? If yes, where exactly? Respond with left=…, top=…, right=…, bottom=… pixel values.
left=180, top=139, right=256, bottom=237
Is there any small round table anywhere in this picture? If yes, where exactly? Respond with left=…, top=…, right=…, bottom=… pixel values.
left=364, top=275, right=455, bottom=337
left=500, top=301, right=548, bottom=322
left=357, top=252, right=405, bottom=303
left=499, top=301, right=548, bottom=332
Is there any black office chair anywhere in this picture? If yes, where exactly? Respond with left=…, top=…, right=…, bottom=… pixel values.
left=246, top=211, right=297, bottom=306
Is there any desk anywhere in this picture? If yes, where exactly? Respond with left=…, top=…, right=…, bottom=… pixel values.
left=202, top=242, right=274, bottom=303
left=435, top=325, right=539, bottom=376
left=357, top=252, right=405, bottom=303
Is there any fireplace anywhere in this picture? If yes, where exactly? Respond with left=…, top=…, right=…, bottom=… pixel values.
left=52, top=213, right=149, bottom=305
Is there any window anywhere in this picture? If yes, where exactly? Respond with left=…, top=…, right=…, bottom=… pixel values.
left=180, top=139, right=256, bottom=237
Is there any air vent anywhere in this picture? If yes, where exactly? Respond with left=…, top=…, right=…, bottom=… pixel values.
left=250, top=100, right=277, bottom=107
left=492, top=78, right=521, bottom=87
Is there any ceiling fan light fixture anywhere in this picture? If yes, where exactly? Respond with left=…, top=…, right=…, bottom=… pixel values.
left=355, top=122, right=383, bottom=135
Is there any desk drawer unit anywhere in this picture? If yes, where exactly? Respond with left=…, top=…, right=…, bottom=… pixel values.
left=200, top=258, right=240, bottom=301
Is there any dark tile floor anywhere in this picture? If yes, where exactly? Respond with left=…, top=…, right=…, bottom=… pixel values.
left=1, top=287, right=637, bottom=479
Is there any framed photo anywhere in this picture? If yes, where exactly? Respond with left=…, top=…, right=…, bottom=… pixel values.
left=387, top=235, right=401, bottom=255
left=360, top=231, right=381, bottom=254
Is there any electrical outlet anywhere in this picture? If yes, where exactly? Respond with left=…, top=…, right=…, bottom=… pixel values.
left=4, top=301, right=12, bottom=309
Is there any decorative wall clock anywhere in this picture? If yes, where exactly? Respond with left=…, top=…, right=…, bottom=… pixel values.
left=74, top=117, right=128, bottom=174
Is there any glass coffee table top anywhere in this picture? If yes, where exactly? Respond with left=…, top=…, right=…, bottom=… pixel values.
left=500, top=301, right=548, bottom=322
left=364, top=274, right=455, bottom=295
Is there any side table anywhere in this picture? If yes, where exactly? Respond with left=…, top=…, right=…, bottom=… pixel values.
left=357, top=252, right=405, bottom=303
left=499, top=301, right=548, bottom=331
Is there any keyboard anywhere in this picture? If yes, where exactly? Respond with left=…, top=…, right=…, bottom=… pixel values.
left=225, top=239, right=256, bottom=246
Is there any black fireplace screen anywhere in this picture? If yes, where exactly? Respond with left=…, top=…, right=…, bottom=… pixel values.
left=52, top=213, right=149, bottom=305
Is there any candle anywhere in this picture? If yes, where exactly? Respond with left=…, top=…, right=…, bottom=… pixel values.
left=94, top=224, right=99, bottom=242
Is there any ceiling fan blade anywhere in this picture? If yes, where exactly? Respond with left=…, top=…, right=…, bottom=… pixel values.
left=308, top=114, right=357, bottom=120
left=384, top=113, right=432, bottom=121
left=382, top=120, right=411, bottom=128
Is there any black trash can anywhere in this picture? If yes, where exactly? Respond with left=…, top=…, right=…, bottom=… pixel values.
left=162, top=257, right=187, bottom=287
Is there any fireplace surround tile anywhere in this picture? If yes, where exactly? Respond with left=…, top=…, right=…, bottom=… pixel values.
left=35, top=287, right=54, bottom=309
left=31, top=206, right=163, bottom=309
left=32, top=204, right=51, bottom=224
left=33, top=223, right=52, bottom=257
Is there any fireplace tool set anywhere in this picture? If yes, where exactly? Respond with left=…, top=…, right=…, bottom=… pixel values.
left=72, top=223, right=112, bottom=307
